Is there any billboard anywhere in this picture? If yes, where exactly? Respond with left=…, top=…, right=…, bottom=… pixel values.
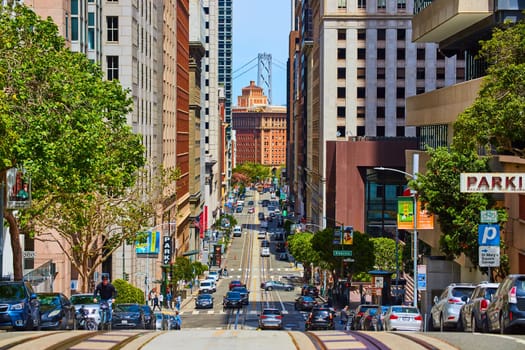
left=460, top=173, right=525, bottom=193
left=397, top=197, right=434, bottom=230
left=135, top=231, right=160, bottom=254
left=6, top=168, right=31, bottom=210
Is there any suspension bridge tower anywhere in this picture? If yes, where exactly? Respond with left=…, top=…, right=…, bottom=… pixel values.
left=257, top=53, right=272, bottom=105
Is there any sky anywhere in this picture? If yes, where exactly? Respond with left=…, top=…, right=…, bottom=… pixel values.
left=233, top=0, right=292, bottom=107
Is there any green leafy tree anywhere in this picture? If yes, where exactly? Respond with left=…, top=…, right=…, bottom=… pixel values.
left=232, top=162, right=271, bottom=184
left=453, top=20, right=525, bottom=156
left=0, top=4, right=145, bottom=280
left=414, top=147, right=508, bottom=272
left=287, top=233, right=320, bottom=267
left=166, top=257, right=207, bottom=293
left=370, top=237, right=402, bottom=275
left=114, top=279, right=145, bottom=304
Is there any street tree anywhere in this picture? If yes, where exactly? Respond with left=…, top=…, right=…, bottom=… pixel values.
left=370, top=237, right=402, bottom=275
left=414, top=147, right=508, bottom=276
left=0, top=4, right=145, bottom=280
left=286, top=232, right=320, bottom=268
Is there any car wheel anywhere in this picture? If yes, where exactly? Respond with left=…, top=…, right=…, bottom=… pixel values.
left=267, top=286, right=273, bottom=291
left=286, top=287, right=292, bottom=291
left=456, top=313, right=464, bottom=331
left=439, top=315, right=445, bottom=332
left=471, top=316, right=476, bottom=333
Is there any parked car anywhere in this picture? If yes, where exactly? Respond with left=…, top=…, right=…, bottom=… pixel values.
left=168, top=314, right=181, bottom=330
left=248, top=207, right=255, bottom=214
left=383, top=305, right=422, bottom=331
left=305, top=307, right=335, bottom=330
left=258, top=308, right=283, bottom=330
left=353, top=304, right=379, bottom=331
left=458, top=281, right=499, bottom=332
left=0, top=281, right=40, bottom=330
left=430, top=283, right=476, bottom=331
left=233, top=225, right=242, bottom=237
left=258, top=231, right=267, bottom=240
left=37, top=292, right=76, bottom=330
left=223, top=291, right=243, bottom=309
left=261, top=280, right=294, bottom=291
left=301, top=285, right=319, bottom=297
left=231, top=286, right=250, bottom=305
left=295, top=296, right=318, bottom=311
left=111, top=303, right=146, bottom=329
left=229, top=280, right=245, bottom=290
left=486, top=274, right=525, bottom=333
left=195, top=293, right=214, bottom=309
left=70, top=293, right=100, bottom=327
left=199, top=280, right=216, bottom=294
left=207, top=270, right=221, bottom=282
left=258, top=212, right=265, bottom=221
left=141, top=304, right=156, bottom=330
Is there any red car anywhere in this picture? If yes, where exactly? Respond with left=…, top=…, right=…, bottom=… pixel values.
left=229, top=280, right=245, bottom=290
left=248, top=207, right=255, bottom=214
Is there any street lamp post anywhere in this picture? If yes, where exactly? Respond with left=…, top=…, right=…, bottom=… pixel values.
left=375, top=154, right=419, bottom=308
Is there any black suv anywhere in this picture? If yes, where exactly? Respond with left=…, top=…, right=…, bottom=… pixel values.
left=0, top=281, right=40, bottom=330
left=486, top=274, right=525, bottom=333
left=305, top=307, right=334, bottom=330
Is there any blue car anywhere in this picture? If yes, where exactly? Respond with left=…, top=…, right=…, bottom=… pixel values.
left=0, top=281, right=40, bottom=330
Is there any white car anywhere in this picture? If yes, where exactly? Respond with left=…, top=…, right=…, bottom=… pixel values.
left=207, top=270, right=220, bottom=282
left=199, top=280, right=216, bottom=293
left=258, top=231, right=267, bottom=239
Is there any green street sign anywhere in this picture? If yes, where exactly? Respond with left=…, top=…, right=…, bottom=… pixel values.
left=333, top=250, right=352, bottom=257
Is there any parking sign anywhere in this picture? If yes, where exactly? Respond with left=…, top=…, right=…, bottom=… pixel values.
left=478, top=224, right=500, bottom=246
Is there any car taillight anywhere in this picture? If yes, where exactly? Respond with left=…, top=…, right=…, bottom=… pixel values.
left=414, top=315, right=422, bottom=321
left=480, top=299, right=489, bottom=312
left=389, top=314, right=398, bottom=320
left=357, top=312, right=364, bottom=317
left=509, top=286, right=517, bottom=304
left=275, top=315, right=283, bottom=319
left=260, top=315, right=268, bottom=319
left=448, top=298, right=461, bottom=304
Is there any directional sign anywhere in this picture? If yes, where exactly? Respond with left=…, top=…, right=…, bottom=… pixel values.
left=479, top=245, right=500, bottom=267
left=480, top=210, right=498, bottom=223
left=478, top=224, right=500, bottom=246
left=343, top=258, right=355, bottom=262
left=333, top=250, right=352, bottom=257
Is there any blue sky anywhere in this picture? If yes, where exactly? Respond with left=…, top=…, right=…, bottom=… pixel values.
left=233, top=0, right=292, bottom=106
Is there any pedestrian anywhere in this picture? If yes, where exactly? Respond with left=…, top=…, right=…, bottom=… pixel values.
left=152, top=292, right=161, bottom=311
left=166, top=290, right=173, bottom=309
left=149, top=290, right=155, bottom=307
left=158, top=293, right=164, bottom=310
left=176, top=294, right=182, bottom=311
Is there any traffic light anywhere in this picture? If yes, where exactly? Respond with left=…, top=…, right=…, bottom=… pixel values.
left=123, top=272, right=129, bottom=281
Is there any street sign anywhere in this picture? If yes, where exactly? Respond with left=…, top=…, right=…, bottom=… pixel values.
left=479, top=245, right=500, bottom=267
left=333, top=250, right=352, bottom=257
left=343, top=258, right=355, bottom=262
left=375, top=276, right=384, bottom=288
left=481, top=210, right=498, bottom=223
left=478, top=224, right=500, bottom=246
left=417, top=265, right=427, bottom=291
left=163, top=236, right=172, bottom=265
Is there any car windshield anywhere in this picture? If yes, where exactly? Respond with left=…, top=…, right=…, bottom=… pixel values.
left=115, top=304, right=140, bottom=312
left=70, top=295, right=95, bottom=305
left=483, top=288, right=498, bottom=299
left=313, top=310, right=330, bottom=317
left=0, top=284, right=25, bottom=299
left=201, top=281, right=211, bottom=286
left=302, top=296, right=314, bottom=302
left=452, top=287, right=475, bottom=298
left=262, top=309, right=280, bottom=316
left=391, top=306, right=419, bottom=314
left=232, top=287, right=248, bottom=292
left=198, top=294, right=212, bottom=300
left=38, top=295, right=60, bottom=307
left=227, top=292, right=241, bottom=298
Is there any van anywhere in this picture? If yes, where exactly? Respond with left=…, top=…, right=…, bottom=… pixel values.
left=233, top=225, right=242, bottom=237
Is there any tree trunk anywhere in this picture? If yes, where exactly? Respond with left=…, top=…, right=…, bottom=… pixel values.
left=4, top=211, right=23, bottom=280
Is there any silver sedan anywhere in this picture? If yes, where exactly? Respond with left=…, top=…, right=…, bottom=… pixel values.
left=383, top=305, right=422, bottom=331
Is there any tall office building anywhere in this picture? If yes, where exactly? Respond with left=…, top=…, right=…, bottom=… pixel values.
left=289, top=0, right=463, bottom=228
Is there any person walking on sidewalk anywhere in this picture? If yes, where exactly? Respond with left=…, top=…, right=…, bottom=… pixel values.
left=176, top=294, right=182, bottom=311
left=158, top=293, right=164, bottom=310
left=166, top=290, right=173, bottom=309
left=152, top=292, right=161, bottom=311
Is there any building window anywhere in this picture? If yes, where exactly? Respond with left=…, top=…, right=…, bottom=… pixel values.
left=377, top=48, right=385, bottom=60
left=357, top=126, right=365, bottom=136
left=71, top=0, right=79, bottom=41
left=397, top=67, right=405, bottom=79
left=417, top=67, right=425, bottom=80
left=357, top=67, right=366, bottom=79
left=358, top=0, right=366, bottom=9
left=337, top=67, right=346, bottom=79
left=396, top=107, right=405, bottom=119
left=417, top=48, right=425, bottom=60
left=106, top=16, right=119, bottom=42
left=337, top=126, right=346, bottom=137
left=357, top=106, right=365, bottom=118
left=337, top=106, right=346, bottom=118
left=337, top=48, right=346, bottom=60
left=377, top=0, right=386, bottom=9
left=397, top=29, right=406, bottom=41
left=357, top=87, right=366, bottom=98
left=437, top=67, right=445, bottom=80
left=106, top=56, right=119, bottom=80
left=377, top=87, right=385, bottom=98
left=416, top=87, right=425, bottom=95
left=337, top=87, right=346, bottom=98
left=377, top=68, right=385, bottom=80
left=357, top=29, right=366, bottom=41
left=396, top=87, right=405, bottom=99
left=358, top=48, right=366, bottom=59
left=377, top=29, right=386, bottom=41
left=396, top=126, right=405, bottom=136
left=397, top=0, right=406, bottom=9
left=397, top=48, right=405, bottom=60
left=377, top=126, right=385, bottom=136
left=377, top=106, right=385, bottom=118
left=337, top=29, right=346, bottom=40
left=338, top=0, right=347, bottom=9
